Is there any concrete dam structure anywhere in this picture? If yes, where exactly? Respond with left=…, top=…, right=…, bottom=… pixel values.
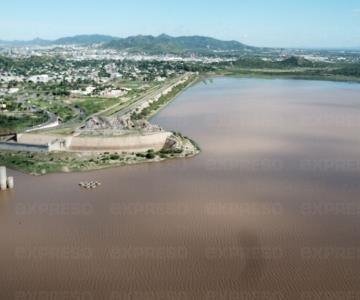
left=0, top=166, right=15, bottom=191
left=69, top=132, right=172, bottom=152
left=0, top=166, right=6, bottom=190
left=0, top=141, right=49, bottom=153
left=15, top=131, right=172, bottom=153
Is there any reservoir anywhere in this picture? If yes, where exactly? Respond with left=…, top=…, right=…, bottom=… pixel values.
left=1, top=78, right=360, bottom=299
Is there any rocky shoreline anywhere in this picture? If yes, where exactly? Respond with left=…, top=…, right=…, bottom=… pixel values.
left=0, top=132, right=200, bottom=175
left=0, top=75, right=200, bottom=175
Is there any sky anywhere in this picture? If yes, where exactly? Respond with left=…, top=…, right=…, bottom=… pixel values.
left=1, top=0, right=359, bottom=48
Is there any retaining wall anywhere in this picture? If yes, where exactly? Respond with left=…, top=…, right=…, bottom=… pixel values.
left=69, top=132, right=172, bottom=152
left=16, top=132, right=171, bottom=153
left=0, top=142, right=49, bottom=152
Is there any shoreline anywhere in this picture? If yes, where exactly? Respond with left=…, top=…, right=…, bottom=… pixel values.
left=3, top=66, right=360, bottom=298
left=3, top=72, right=360, bottom=175
left=148, top=76, right=200, bottom=120
left=1, top=75, right=202, bottom=175
left=0, top=133, right=200, bottom=176
left=212, top=70, right=360, bottom=84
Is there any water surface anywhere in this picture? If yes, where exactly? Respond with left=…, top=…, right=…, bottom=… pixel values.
left=1, top=78, right=360, bottom=299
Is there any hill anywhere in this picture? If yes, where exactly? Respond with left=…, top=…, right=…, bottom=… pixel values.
left=0, top=35, right=116, bottom=47
left=103, top=34, right=254, bottom=54
left=53, top=34, right=115, bottom=45
left=0, top=38, right=51, bottom=47
left=0, top=34, right=255, bottom=55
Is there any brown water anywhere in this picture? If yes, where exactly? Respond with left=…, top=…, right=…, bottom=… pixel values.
left=1, top=78, right=360, bottom=300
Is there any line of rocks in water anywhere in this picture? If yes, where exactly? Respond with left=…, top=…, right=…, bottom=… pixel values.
left=79, top=181, right=101, bottom=189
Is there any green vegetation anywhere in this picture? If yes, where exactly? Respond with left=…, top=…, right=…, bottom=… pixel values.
left=208, top=57, right=360, bottom=83
left=103, top=34, right=252, bottom=55
left=39, top=82, right=71, bottom=96
left=28, top=99, right=76, bottom=122
left=98, top=68, right=111, bottom=78
left=53, top=34, right=115, bottom=46
left=334, top=65, right=360, bottom=77
left=0, top=135, right=197, bottom=175
left=0, top=56, right=66, bottom=76
left=132, top=77, right=196, bottom=120
left=219, top=68, right=360, bottom=83
left=145, top=149, right=156, bottom=159
left=135, top=149, right=157, bottom=159
left=159, top=148, right=183, bottom=157
left=0, top=112, right=48, bottom=133
left=2, top=45, right=360, bottom=175
left=72, top=97, right=120, bottom=118
left=0, top=150, right=149, bottom=175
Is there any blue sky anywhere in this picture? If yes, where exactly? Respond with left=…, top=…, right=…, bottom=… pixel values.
left=1, top=0, right=359, bottom=48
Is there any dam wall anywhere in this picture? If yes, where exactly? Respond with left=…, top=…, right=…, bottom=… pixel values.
left=17, top=133, right=63, bottom=145
left=0, top=141, right=49, bottom=153
left=16, top=132, right=172, bottom=153
left=69, top=132, right=171, bottom=152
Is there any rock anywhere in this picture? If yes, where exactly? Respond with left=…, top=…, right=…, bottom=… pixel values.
left=61, top=166, right=70, bottom=173
left=79, top=180, right=102, bottom=190
left=81, top=115, right=162, bottom=132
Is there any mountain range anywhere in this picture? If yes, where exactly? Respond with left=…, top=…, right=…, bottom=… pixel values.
left=0, top=34, right=254, bottom=55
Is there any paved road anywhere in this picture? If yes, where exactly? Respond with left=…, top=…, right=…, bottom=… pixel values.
left=24, top=74, right=190, bottom=134
left=25, top=110, right=59, bottom=133
left=112, top=74, right=189, bottom=118
left=74, top=74, right=190, bottom=132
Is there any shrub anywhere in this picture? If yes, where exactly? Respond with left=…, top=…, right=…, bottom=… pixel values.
left=145, top=149, right=156, bottom=159
left=110, top=154, right=120, bottom=160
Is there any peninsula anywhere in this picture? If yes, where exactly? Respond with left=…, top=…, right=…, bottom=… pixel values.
left=0, top=67, right=200, bottom=175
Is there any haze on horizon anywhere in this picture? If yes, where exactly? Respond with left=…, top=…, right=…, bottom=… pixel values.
left=1, top=0, right=360, bottom=49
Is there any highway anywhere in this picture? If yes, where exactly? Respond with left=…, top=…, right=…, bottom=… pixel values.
left=109, top=74, right=189, bottom=119
left=25, top=74, right=190, bottom=134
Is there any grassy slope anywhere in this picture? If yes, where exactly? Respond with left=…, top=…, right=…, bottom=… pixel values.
left=132, top=76, right=198, bottom=120
left=72, top=97, right=121, bottom=117
left=0, top=112, right=48, bottom=134
left=0, top=144, right=197, bottom=175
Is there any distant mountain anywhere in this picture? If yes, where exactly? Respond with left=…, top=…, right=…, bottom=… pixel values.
left=0, top=38, right=51, bottom=47
left=52, top=34, right=115, bottom=45
left=0, top=34, right=254, bottom=55
left=103, top=34, right=254, bottom=54
left=0, top=35, right=116, bottom=47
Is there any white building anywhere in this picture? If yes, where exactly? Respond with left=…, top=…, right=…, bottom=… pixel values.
left=71, top=86, right=96, bottom=96
left=28, top=74, right=50, bottom=83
